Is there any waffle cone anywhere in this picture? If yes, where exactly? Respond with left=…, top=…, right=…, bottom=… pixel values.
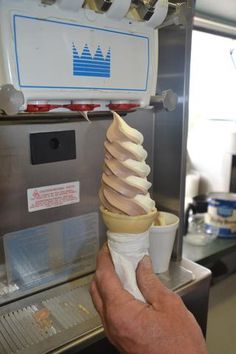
left=100, top=206, right=157, bottom=234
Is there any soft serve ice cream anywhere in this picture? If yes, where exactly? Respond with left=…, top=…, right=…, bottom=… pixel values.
left=99, top=112, right=157, bottom=302
left=99, top=111, right=155, bottom=216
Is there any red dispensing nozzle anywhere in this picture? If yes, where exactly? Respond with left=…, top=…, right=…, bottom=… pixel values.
left=26, top=104, right=61, bottom=112
left=63, top=103, right=100, bottom=111
left=26, top=103, right=101, bottom=113
left=26, top=102, right=140, bottom=113
left=107, top=103, right=140, bottom=111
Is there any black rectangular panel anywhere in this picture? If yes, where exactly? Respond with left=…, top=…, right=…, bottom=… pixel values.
left=30, top=130, right=76, bottom=165
left=230, top=155, right=236, bottom=193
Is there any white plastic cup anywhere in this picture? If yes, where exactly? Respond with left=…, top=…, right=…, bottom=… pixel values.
left=149, top=212, right=179, bottom=273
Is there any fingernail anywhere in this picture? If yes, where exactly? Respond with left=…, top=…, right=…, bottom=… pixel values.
left=141, top=255, right=152, bottom=268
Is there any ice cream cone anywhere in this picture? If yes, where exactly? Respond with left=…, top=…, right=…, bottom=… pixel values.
left=100, top=206, right=157, bottom=234
left=99, top=113, right=158, bottom=301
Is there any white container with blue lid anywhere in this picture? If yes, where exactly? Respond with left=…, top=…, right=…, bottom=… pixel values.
left=205, top=193, right=236, bottom=238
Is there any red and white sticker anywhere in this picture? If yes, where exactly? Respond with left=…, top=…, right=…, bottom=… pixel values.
left=27, top=182, right=80, bottom=212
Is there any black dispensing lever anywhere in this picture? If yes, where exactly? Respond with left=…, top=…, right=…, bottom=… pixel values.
left=150, top=89, right=178, bottom=112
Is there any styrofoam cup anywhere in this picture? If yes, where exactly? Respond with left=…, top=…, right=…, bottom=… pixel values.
left=149, top=212, right=179, bottom=273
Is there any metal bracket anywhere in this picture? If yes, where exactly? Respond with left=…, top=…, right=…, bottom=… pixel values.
left=159, top=2, right=189, bottom=28
left=93, top=0, right=113, bottom=12
left=135, top=1, right=156, bottom=21
left=150, top=89, right=178, bottom=112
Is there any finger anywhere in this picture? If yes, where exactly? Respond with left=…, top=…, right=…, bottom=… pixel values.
left=90, top=280, right=112, bottom=337
left=136, top=255, right=171, bottom=306
left=90, top=279, right=104, bottom=320
left=95, top=244, right=133, bottom=304
left=90, top=279, right=125, bottom=351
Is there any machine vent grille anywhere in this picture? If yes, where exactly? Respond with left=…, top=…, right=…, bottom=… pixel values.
left=0, top=277, right=101, bottom=354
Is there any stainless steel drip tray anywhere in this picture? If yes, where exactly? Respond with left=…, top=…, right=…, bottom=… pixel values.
left=0, top=274, right=102, bottom=354
left=0, top=260, right=210, bottom=354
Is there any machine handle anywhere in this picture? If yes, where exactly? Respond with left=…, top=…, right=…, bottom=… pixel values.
left=0, top=85, right=24, bottom=115
left=150, top=89, right=178, bottom=112
left=147, top=0, right=169, bottom=27
left=106, top=0, right=131, bottom=20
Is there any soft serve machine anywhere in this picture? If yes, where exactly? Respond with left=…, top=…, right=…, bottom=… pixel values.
left=0, top=0, right=211, bottom=353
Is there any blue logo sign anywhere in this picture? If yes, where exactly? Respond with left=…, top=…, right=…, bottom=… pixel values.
left=72, top=43, right=111, bottom=78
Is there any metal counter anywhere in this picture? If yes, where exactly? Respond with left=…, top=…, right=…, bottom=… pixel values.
left=183, top=237, right=236, bottom=265
left=0, top=259, right=210, bottom=354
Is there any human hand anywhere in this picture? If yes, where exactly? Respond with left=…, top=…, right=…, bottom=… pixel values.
left=90, top=244, right=207, bottom=354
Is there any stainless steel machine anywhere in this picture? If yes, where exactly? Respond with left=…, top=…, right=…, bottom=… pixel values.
left=0, top=1, right=211, bottom=353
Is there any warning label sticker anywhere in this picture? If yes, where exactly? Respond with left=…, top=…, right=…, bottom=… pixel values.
left=27, top=181, right=80, bottom=212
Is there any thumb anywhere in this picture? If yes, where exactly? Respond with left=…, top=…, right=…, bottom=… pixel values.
left=136, top=256, right=170, bottom=305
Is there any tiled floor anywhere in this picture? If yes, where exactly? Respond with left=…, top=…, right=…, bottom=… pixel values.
left=206, top=273, right=236, bottom=354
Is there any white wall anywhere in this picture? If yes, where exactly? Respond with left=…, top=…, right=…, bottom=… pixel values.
left=187, top=31, right=236, bottom=195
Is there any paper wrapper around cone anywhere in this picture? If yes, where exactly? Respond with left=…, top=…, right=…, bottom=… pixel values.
left=100, top=206, right=157, bottom=233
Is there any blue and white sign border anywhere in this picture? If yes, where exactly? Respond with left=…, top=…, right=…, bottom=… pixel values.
left=13, top=14, right=150, bottom=92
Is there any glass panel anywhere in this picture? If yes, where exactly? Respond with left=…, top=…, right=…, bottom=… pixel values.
left=0, top=213, right=99, bottom=305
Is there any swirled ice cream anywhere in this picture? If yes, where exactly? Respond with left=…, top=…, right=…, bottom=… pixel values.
left=99, top=112, right=155, bottom=216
